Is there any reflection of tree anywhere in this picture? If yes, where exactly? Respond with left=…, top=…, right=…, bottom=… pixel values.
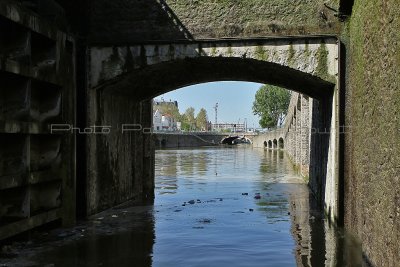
left=259, top=163, right=269, bottom=174
left=259, top=149, right=295, bottom=176
left=155, top=151, right=178, bottom=195
left=194, top=151, right=209, bottom=176
left=255, top=191, right=289, bottom=221
left=179, top=151, right=194, bottom=176
left=161, top=153, right=177, bottom=176
left=278, top=150, right=284, bottom=160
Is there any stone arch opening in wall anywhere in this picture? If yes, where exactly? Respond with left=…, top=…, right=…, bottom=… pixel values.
left=273, top=139, right=278, bottom=149
left=98, top=56, right=335, bottom=100
left=263, top=141, right=268, bottom=148
left=278, top=138, right=284, bottom=149
left=87, top=50, right=338, bottom=220
left=268, top=140, right=273, bottom=149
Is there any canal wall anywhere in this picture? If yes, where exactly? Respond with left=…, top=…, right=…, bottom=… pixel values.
left=154, top=132, right=224, bottom=149
left=343, top=0, right=400, bottom=265
left=85, top=98, right=155, bottom=215
left=0, top=1, right=76, bottom=239
left=253, top=91, right=338, bottom=223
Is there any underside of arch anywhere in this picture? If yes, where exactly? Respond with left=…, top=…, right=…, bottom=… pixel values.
left=96, top=57, right=335, bottom=100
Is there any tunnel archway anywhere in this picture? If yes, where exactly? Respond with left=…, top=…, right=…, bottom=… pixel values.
left=98, top=57, right=334, bottom=100
left=263, top=141, right=268, bottom=148
left=84, top=53, right=338, bottom=222
left=268, top=140, right=273, bottom=149
left=273, top=139, right=278, bottom=149
left=278, top=138, right=284, bottom=149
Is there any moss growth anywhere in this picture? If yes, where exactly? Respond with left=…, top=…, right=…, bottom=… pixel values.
left=255, top=46, right=267, bottom=61
left=287, top=43, right=295, bottom=66
left=315, top=43, right=328, bottom=76
left=168, top=0, right=340, bottom=40
left=315, top=43, right=335, bottom=82
left=227, top=45, right=233, bottom=57
left=342, top=0, right=400, bottom=264
left=211, top=45, right=217, bottom=57
left=304, top=43, right=311, bottom=58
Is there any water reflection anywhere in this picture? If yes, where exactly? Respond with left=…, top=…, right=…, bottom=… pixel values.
left=1, top=147, right=362, bottom=267
left=21, top=205, right=156, bottom=267
left=155, top=147, right=362, bottom=267
left=155, top=151, right=178, bottom=195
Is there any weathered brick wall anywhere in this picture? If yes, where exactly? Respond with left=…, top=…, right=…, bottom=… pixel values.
left=344, top=0, right=400, bottom=265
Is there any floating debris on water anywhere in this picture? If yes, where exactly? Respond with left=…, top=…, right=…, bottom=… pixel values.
left=197, top=218, right=212, bottom=224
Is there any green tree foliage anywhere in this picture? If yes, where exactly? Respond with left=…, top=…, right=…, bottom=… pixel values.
left=182, top=107, right=196, bottom=131
left=252, top=85, right=290, bottom=128
left=196, top=108, right=208, bottom=131
left=153, top=102, right=180, bottom=120
left=153, top=101, right=210, bottom=132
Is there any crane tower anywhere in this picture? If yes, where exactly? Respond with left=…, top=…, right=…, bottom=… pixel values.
left=214, top=103, right=218, bottom=131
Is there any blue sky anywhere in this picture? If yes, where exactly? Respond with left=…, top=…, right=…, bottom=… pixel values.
left=155, top=81, right=264, bottom=128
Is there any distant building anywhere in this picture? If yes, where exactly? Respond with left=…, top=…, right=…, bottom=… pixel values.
left=153, top=109, right=162, bottom=131
left=176, top=122, right=182, bottom=131
left=153, top=99, right=178, bottom=108
left=212, top=123, right=245, bottom=132
left=153, top=99, right=181, bottom=131
left=153, top=109, right=180, bottom=132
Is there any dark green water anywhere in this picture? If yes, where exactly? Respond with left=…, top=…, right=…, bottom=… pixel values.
left=0, top=147, right=362, bottom=267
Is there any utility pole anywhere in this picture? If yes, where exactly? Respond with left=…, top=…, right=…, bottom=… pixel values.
left=214, top=102, right=218, bottom=131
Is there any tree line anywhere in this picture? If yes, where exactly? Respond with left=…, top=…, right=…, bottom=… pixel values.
left=153, top=102, right=209, bottom=131
left=154, top=83, right=290, bottom=133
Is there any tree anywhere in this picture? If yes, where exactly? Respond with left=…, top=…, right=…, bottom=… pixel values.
left=153, top=102, right=180, bottom=120
left=196, top=108, right=208, bottom=131
left=252, top=85, right=290, bottom=128
left=182, top=107, right=196, bottom=131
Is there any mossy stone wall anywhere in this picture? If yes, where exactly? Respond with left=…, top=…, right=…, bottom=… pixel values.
left=344, top=0, right=400, bottom=265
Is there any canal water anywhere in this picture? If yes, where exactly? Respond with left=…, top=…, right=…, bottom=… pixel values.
left=0, top=146, right=361, bottom=267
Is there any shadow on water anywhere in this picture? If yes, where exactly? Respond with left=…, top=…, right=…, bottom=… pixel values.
left=36, top=231, right=154, bottom=267
left=0, top=204, right=155, bottom=267
left=261, top=149, right=363, bottom=267
left=1, top=147, right=363, bottom=267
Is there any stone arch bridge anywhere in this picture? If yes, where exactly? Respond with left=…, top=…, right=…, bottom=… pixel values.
left=1, top=1, right=399, bottom=265
left=0, top=0, right=341, bottom=239
left=91, top=37, right=338, bottom=99
left=88, top=36, right=341, bottom=223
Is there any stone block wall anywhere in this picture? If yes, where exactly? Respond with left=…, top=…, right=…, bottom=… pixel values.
left=253, top=91, right=336, bottom=219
